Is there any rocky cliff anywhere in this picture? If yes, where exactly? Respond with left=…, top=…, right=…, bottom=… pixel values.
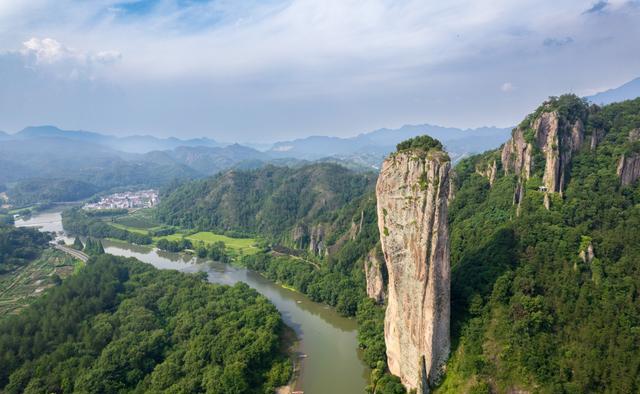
left=376, top=145, right=451, bottom=393
left=501, top=102, right=588, bottom=210
left=617, top=153, right=640, bottom=186
left=617, top=129, right=640, bottom=186
left=475, top=159, right=497, bottom=186
left=364, top=248, right=386, bottom=303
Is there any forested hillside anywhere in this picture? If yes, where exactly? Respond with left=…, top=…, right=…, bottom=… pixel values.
left=156, top=163, right=376, bottom=243
left=440, top=96, right=640, bottom=393
left=0, top=255, right=291, bottom=393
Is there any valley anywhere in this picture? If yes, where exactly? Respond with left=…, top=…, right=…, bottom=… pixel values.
left=3, top=94, right=640, bottom=394
left=3, top=4, right=639, bottom=393
left=17, top=208, right=370, bottom=394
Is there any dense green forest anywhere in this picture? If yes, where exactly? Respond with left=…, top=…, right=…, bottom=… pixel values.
left=0, top=224, right=52, bottom=274
left=0, top=254, right=291, bottom=393
left=439, top=96, right=640, bottom=393
left=155, top=163, right=376, bottom=241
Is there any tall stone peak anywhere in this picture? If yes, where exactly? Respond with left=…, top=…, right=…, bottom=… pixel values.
left=376, top=141, right=451, bottom=393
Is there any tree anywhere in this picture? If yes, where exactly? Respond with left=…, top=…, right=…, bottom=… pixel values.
left=73, top=237, right=84, bottom=251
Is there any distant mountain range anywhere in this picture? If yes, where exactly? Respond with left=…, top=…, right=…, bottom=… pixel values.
left=268, top=124, right=513, bottom=167
left=3, top=75, right=638, bottom=207
left=6, top=125, right=220, bottom=153
left=586, top=77, right=640, bottom=105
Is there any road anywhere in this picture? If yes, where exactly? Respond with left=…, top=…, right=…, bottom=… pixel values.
left=53, top=244, right=90, bottom=263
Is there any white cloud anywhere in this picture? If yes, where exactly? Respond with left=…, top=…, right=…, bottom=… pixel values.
left=0, top=0, right=638, bottom=139
left=14, top=37, right=121, bottom=79
left=501, top=82, right=515, bottom=92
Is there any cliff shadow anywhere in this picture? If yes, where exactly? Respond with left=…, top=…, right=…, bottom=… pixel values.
left=450, top=226, right=516, bottom=347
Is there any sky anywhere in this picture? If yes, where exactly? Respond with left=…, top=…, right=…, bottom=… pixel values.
left=0, top=0, right=639, bottom=142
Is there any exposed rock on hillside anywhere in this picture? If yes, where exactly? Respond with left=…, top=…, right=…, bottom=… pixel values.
left=364, top=248, right=386, bottom=303
left=308, top=224, right=327, bottom=255
left=501, top=127, right=533, bottom=180
left=617, top=153, right=640, bottom=186
left=502, top=111, right=585, bottom=195
left=579, top=242, right=595, bottom=264
left=376, top=145, right=451, bottom=393
left=500, top=99, right=590, bottom=211
left=476, top=160, right=497, bottom=186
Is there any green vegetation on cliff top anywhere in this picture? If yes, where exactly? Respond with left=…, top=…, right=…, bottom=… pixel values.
left=396, top=135, right=443, bottom=153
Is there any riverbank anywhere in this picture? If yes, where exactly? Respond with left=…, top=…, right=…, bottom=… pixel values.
left=18, top=209, right=370, bottom=393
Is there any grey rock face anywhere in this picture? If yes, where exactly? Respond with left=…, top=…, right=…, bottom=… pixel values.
left=364, top=248, right=385, bottom=303
left=476, top=159, right=497, bottom=186
left=501, top=111, right=585, bottom=209
left=376, top=150, right=451, bottom=393
left=617, top=152, right=640, bottom=186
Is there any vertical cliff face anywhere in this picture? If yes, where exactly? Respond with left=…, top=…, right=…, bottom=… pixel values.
left=376, top=148, right=451, bottom=393
left=617, top=153, right=640, bottom=186
left=501, top=127, right=533, bottom=179
left=501, top=104, right=587, bottom=210
left=364, top=248, right=386, bottom=303
left=616, top=129, right=640, bottom=186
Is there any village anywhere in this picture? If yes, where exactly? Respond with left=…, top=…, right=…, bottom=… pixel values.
left=83, top=190, right=159, bottom=210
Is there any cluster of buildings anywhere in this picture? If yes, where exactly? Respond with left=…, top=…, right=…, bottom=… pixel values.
left=83, top=190, right=159, bottom=210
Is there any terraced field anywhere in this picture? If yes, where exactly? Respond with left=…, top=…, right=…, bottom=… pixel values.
left=0, top=249, right=83, bottom=316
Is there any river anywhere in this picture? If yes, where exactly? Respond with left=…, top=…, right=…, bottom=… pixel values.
left=16, top=209, right=369, bottom=394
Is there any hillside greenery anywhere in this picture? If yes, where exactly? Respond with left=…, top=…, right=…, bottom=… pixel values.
left=439, top=96, right=640, bottom=393
left=0, top=254, right=291, bottom=393
left=155, top=163, right=375, bottom=242
left=48, top=95, right=640, bottom=393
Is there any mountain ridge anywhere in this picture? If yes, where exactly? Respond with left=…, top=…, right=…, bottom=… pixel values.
left=10, top=125, right=221, bottom=153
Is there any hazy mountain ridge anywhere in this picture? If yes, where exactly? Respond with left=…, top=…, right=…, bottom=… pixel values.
left=268, top=124, right=513, bottom=165
left=10, top=125, right=221, bottom=153
left=586, top=77, right=640, bottom=105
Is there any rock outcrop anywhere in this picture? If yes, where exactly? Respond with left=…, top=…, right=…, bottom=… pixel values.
left=376, top=148, right=451, bottom=393
left=501, top=106, right=587, bottom=210
left=364, top=248, right=385, bottom=303
left=308, top=224, right=326, bottom=255
left=291, top=224, right=328, bottom=256
left=617, top=153, right=640, bottom=186
left=476, top=160, right=497, bottom=186
left=579, top=242, right=595, bottom=264
left=616, top=129, right=640, bottom=186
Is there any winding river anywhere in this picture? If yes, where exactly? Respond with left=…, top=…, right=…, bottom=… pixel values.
left=16, top=209, right=369, bottom=394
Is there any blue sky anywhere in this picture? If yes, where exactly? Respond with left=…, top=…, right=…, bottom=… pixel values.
left=0, top=0, right=639, bottom=142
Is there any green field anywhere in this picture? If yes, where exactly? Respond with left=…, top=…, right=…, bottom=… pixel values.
left=0, top=249, right=82, bottom=316
left=156, top=232, right=258, bottom=255
left=112, top=208, right=160, bottom=229
left=95, top=209, right=259, bottom=256
left=109, top=222, right=153, bottom=235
